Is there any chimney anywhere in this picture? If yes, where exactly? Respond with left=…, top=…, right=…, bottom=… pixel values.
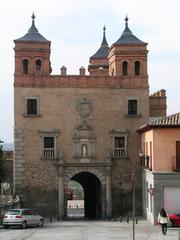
left=79, top=66, right=85, bottom=76
left=61, top=66, right=67, bottom=76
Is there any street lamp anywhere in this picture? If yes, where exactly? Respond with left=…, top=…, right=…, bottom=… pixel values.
left=132, top=172, right=135, bottom=240
left=0, top=139, right=4, bottom=221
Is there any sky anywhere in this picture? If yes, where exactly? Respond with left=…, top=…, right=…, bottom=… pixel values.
left=0, top=0, right=180, bottom=143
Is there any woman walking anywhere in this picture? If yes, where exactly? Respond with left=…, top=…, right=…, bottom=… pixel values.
left=158, top=208, right=169, bottom=235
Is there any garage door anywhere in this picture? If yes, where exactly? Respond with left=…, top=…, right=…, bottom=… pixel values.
left=164, top=187, right=180, bottom=213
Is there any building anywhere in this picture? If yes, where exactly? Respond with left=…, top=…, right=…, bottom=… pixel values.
left=14, top=14, right=161, bottom=219
left=138, top=112, right=180, bottom=224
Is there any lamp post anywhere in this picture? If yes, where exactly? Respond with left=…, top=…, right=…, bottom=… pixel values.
left=132, top=172, right=135, bottom=240
left=0, top=139, right=4, bottom=221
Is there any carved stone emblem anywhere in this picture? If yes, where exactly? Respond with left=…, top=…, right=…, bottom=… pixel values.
left=76, top=97, right=93, bottom=118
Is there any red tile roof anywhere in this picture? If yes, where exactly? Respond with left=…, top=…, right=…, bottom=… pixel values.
left=138, top=112, right=180, bottom=132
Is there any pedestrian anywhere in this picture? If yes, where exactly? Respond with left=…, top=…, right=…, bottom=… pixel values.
left=158, top=208, right=169, bottom=235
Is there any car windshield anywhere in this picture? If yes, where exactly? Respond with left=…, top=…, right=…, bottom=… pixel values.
left=7, top=210, right=21, bottom=215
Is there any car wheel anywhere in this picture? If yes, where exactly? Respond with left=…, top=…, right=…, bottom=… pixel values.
left=4, top=225, right=9, bottom=229
left=21, top=221, right=27, bottom=229
left=38, top=219, right=44, bottom=227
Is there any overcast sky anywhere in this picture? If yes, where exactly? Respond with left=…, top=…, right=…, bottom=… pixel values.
left=0, top=0, right=180, bottom=143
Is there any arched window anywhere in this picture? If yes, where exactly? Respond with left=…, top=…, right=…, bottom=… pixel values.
left=135, top=61, right=140, bottom=76
left=111, top=68, right=114, bottom=76
left=122, top=61, right=128, bottom=76
left=35, top=59, right=41, bottom=72
left=23, top=59, right=28, bottom=74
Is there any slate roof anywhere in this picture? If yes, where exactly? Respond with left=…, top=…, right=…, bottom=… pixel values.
left=114, top=16, right=146, bottom=45
left=14, top=13, right=49, bottom=42
left=138, top=112, right=180, bottom=132
left=90, top=26, right=109, bottom=59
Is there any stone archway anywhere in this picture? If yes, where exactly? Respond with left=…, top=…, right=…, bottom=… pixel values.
left=64, top=167, right=106, bottom=219
left=71, top=172, right=102, bottom=218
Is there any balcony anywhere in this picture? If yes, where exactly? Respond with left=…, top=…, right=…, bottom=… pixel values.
left=113, top=148, right=128, bottom=159
left=172, top=156, right=180, bottom=171
left=140, top=155, right=152, bottom=170
left=44, top=148, right=55, bottom=159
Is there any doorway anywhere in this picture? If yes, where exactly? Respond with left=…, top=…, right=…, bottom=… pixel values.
left=67, top=172, right=102, bottom=219
left=176, top=141, right=180, bottom=169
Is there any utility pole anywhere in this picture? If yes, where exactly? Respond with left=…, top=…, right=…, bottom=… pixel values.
left=132, top=172, right=135, bottom=240
left=0, top=139, right=4, bottom=220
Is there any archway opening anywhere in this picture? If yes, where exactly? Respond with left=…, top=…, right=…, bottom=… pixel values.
left=67, top=172, right=102, bottom=219
left=67, top=180, right=84, bottom=218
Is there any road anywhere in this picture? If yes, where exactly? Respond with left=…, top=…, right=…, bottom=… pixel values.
left=0, top=220, right=180, bottom=240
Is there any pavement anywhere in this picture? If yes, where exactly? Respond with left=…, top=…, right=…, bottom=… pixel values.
left=52, top=220, right=180, bottom=240
left=1, top=218, right=180, bottom=240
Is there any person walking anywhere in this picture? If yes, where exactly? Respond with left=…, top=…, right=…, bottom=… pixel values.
left=158, top=208, right=169, bottom=235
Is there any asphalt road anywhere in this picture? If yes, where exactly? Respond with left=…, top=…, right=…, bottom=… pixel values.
left=0, top=220, right=180, bottom=240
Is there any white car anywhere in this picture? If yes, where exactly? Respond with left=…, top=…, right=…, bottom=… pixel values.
left=3, top=208, right=44, bottom=229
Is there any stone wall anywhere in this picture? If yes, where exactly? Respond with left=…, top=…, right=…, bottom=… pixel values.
left=14, top=85, right=149, bottom=217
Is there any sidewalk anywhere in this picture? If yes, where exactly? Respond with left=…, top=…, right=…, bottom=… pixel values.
left=45, top=219, right=180, bottom=240
left=0, top=219, right=180, bottom=240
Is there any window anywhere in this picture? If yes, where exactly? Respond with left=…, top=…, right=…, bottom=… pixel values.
left=44, top=137, right=55, bottom=158
left=111, top=68, right=114, bottom=76
left=27, top=99, right=37, bottom=115
left=128, top=99, right=137, bottom=115
left=23, top=59, right=28, bottom=74
left=122, top=61, right=128, bottom=76
left=39, top=129, right=60, bottom=160
left=114, top=136, right=125, bottom=157
left=110, top=129, right=129, bottom=159
left=135, top=61, right=140, bottom=76
left=35, top=59, right=41, bottom=72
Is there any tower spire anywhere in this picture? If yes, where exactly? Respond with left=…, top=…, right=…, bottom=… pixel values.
left=14, top=13, right=49, bottom=42
left=125, top=15, right=129, bottom=27
left=32, top=12, right=35, bottom=24
left=101, top=25, right=108, bottom=47
left=28, top=12, right=38, bottom=33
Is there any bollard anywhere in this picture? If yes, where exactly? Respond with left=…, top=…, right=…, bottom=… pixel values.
left=136, top=218, right=138, bottom=224
left=57, top=217, right=60, bottom=222
left=120, top=216, right=122, bottom=222
left=126, top=217, right=129, bottom=223
left=50, top=217, right=52, bottom=223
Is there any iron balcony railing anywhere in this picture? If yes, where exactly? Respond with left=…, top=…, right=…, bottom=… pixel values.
left=114, top=148, right=126, bottom=158
left=140, top=155, right=152, bottom=170
left=44, top=148, right=55, bottom=159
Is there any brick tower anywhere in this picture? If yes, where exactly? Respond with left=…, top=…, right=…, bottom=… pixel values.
left=14, top=15, right=149, bottom=219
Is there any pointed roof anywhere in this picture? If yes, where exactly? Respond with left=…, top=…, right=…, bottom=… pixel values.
left=138, top=113, right=180, bottom=132
left=114, top=16, right=146, bottom=45
left=14, top=13, right=49, bottom=42
left=90, top=26, right=109, bottom=59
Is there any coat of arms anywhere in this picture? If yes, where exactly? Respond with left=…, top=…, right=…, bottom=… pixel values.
left=76, top=97, right=93, bottom=118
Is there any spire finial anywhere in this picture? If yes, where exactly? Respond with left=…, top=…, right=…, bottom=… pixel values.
left=101, top=25, right=108, bottom=47
left=125, top=15, right=129, bottom=26
left=103, top=25, right=106, bottom=34
left=28, top=12, right=38, bottom=33
left=32, top=12, right=35, bottom=22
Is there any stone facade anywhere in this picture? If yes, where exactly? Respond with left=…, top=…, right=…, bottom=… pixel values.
left=14, top=15, right=150, bottom=218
